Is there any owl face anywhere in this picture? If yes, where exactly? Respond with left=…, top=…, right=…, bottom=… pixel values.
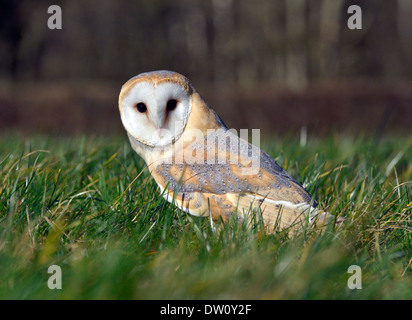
left=119, top=71, right=192, bottom=147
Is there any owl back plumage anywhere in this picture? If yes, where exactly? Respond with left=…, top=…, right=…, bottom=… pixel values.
left=131, top=128, right=321, bottom=232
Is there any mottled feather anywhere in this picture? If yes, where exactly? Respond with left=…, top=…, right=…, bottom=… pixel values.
left=146, top=129, right=317, bottom=231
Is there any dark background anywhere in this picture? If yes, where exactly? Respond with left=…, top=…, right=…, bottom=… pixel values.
left=1, top=0, right=411, bottom=138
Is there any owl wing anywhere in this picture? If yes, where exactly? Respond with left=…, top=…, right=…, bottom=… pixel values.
left=150, top=129, right=319, bottom=231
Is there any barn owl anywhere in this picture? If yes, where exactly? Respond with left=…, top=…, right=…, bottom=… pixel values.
left=118, top=70, right=332, bottom=232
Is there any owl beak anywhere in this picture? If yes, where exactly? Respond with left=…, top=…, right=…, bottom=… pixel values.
left=149, top=111, right=166, bottom=138
left=156, top=128, right=163, bottom=138
left=153, top=119, right=166, bottom=131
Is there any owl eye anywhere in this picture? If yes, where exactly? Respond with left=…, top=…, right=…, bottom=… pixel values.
left=136, top=103, right=147, bottom=113
left=166, top=99, right=177, bottom=111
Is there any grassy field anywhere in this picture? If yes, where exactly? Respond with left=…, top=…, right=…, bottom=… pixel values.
left=0, top=132, right=411, bottom=300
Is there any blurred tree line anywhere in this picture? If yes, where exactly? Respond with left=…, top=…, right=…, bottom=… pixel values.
left=0, top=0, right=411, bottom=135
left=1, top=0, right=411, bottom=87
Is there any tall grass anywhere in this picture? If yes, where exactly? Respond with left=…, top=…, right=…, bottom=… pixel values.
left=0, top=133, right=411, bottom=299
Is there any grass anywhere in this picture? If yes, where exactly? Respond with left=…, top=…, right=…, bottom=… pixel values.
left=0, top=132, right=411, bottom=299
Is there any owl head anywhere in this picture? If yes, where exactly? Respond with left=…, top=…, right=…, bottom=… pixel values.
left=118, top=70, right=194, bottom=148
